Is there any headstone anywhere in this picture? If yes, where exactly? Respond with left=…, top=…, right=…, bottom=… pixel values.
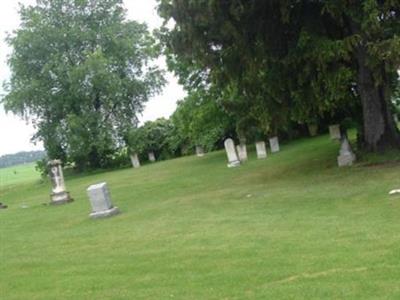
left=308, top=124, right=318, bottom=137
left=148, top=152, right=156, bottom=162
left=394, top=114, right=399, bottom=124
left=0, top=203, right=7, bottom=209
left=236, top=144, right=248, bottom=162
left=269, top=136, right=280, bottom=153
left=329, top=124, right=341, bottom=140
left=255, top=141, right=267, bottom=159
left=48, top=160, right=72, bottom=205
left=195, top=146, right=205, bottom=157
left=87, top=182, right=120, bottom=219
left=224, top=138, right=240, bottom=167
left=130, top=153, right=140, bottom=169
left=337, top=136, right=356, bottom=167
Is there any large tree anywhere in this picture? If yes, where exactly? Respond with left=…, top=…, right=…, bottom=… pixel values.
left=3, top=0, right=165, bottom=169
left=158, top=0, right=400, bottom=152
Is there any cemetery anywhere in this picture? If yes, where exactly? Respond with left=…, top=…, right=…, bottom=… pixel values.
left=0, top=0, right=399, bottom=299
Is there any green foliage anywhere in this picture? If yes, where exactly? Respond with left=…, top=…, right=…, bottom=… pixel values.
left=2, top=0, right=165, bottom=170
left=171, top=90, right=236, bottom=151
left=158, top=0, right=400, bottom=151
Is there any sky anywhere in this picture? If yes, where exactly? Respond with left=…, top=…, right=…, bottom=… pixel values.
left=0, top=0, right=185, bottom=156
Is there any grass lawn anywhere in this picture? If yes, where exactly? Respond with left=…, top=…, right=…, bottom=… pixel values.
left=0, top=162, right=41, bottom=186
left=1, top=135, right=400, bottom=299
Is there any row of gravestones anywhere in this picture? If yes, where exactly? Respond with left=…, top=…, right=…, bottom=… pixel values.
left=223, top=137, right=280, bottom=168
left=48, top=160, right=119, bottom=219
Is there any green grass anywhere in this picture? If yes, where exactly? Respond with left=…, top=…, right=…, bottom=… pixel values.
left=1, top=135, right=400, bottom=299
left=0, top=162, right=41, bottom=186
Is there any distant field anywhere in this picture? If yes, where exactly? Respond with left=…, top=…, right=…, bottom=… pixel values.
left=0, top=162, right=41, bottom=186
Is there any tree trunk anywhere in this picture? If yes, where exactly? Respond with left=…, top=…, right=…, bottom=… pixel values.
left=354, top=45, right=400, bottom=152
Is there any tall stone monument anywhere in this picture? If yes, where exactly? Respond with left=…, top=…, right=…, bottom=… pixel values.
left=224, top=138, right=240, bottom=167
left=87, top=182, right=120, bottom=219
left=130, top=153, right=141, bottom=169
left=236, top=144, right=248, bottom=162
left=337, top=136, right=356, bottom=167
left=269, top=136, right=280, bottom=153
left=48, top=160, right=72, bottom=205
left=195, top=146, right=205, bottom=157
left=329, top=124, right=341, bottom=140
left=148, top=151, right=156, bottom=162
left=255, top=141, right=267, bottom=159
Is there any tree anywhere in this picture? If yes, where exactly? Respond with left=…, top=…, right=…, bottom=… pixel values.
left=157, top=0, right=400, bottom=152
left=3, top=0, right=165, bottom=169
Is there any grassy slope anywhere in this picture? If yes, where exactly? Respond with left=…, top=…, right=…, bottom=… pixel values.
left=1, top=135, right=400, bottom=299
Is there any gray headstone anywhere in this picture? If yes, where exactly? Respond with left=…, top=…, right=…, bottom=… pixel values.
left=337, top=136, right=356, bottom=167
left=269, top=136, right=280, bottom=153
left=236, top=144, right=248, bottom=162
left=130, top=153, right=141, bottom=169
left=224, top=138, right=240, bottom=167
left=255, top=141, right=267, bottom=159
left=195, top=146, right=205, bottom=157
left=329, top=124, right=341, bottom=140
left=48, top=160, right=72, bottom=205
left=148, top=152, right=156, bottom=162
left=87, top=182, right=119, bottom=219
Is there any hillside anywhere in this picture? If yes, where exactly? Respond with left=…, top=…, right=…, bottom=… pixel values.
left=1, top=135, right=400, bottom=299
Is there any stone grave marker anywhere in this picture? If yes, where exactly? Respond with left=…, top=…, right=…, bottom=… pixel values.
left=337, top=136, right=356, bottom=167
left=236, top=144, right=248, bottom=162
left=329, top=124, right=341, bottom=140
left=148, top=152, right=156, bottom=162
left=255, top=141, right=267, bottom=159
left=196, top=146, right=205, bottom=157
left=130, top=153, right=141, bottom=169
left=48, top=160, right=72, bottom=205
left=269, top=136, right=280, bottom=153
left=87, top=182, right=120, bottom=219
left=224, top=138, right=240, bottom=167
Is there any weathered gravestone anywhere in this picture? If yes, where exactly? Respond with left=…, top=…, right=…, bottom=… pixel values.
left=224, top=138, right=240, bottom=167
left=329, top=124, right=341, bottom=140
left=148, top=152, right=156, bottom=162
left=269, top=136, right=280, bottom=153
left=337, top=136, right=356, bottom=167
left=87, top=182, right=120, bottom=219
left=236, top=144, right=248, bottom=162
left=130, top=153, right=141, bottom=169
left=308, top=124, right=318, bottom=137
left=48, top=160, right=72, bottom=205
left=255, top=141, right=267, bottom=159
left=196, top=146, right=205, bottom=157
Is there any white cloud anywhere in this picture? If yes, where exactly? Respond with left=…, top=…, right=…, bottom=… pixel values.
left=0, top=0, right=185, bottom=156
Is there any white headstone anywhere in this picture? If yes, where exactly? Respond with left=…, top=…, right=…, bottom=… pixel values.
left=337, top=136, right=356, bottom=167
left=269, top=136, right=280, bottom=153
left=48, top=160, right=72, bottom=205
left=236, top=144, right=248, bottom=162
left=148, top=152, right=156, bottom=162
left=87, top=182, right=119, bottom=218
left=130, top=153, right=141, bottom=168
left=329, top=124, right=341, bottom=140
left=195, top=146, right=205, bottom=157
left=255, top=141, right=267, bottom=159
left=224, top=138, right=240, bottom=167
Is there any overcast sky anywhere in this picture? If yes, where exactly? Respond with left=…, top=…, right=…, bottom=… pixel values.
left=0, top=0, right=185, bottom=156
